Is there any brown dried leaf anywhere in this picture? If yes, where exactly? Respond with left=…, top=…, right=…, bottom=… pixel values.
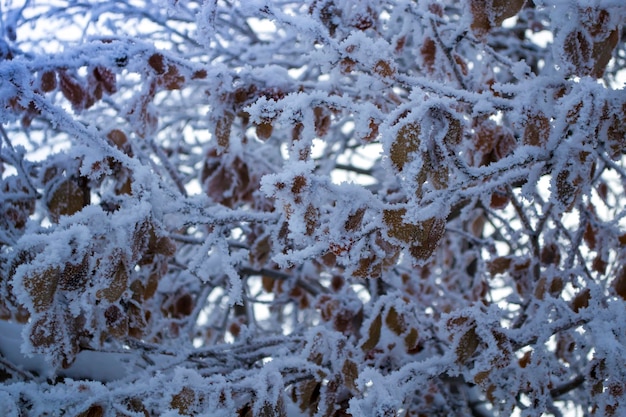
left=192, top=69, right=207, bottom=79
left=405, top=328, right=420, bottom=352
left=606, top=115, right=626, bottom=160
left=427, top=151, right=449, bottom=190
left=540, top=243, right=561, bottom=265
left=409, top=217, right=446, bottom=261
left=362, top=118, right=379, bottom=142
left=444, top=113, right=463, bottom=146
left=171, top=387, right=195, bottom=415
left=342, top=359, right=358, bottom=391
left=131, top=220, right=151, bottom=262
left=490, top=188, right=509, bottom=209
left=330, top=275, right=343, bottom=291
left=144, top=265, right=162, bottom=299
left=291, top=175, right=307, bottom=194
left=250, top=235, right=272, bottom=267
left=385, top=306, right=404, bottom=335
left=518, top=350, right=532, bottom=368
left=420, top=37, right=436, bottom=73
left=474, top=370, right=490, bottom=385
left=59, top=257, right=89, bottom=291
left=298, top=380, right=321, bottom=412
left=30, top=315, right=56, bottom=349
left=146, top=224, right=175, bottom=256
left=92, top=66, right=116, bottom=94
left=97, top=261, right=128, bottom=302
left=106, top=129, right=127, bottom=150
left=148, top=53, right=166, bottom=74
left=40, top=71, right=57, bottom=92
left=316, top=294, right=336, bottom=322
left=215, top=111, right=234, bottom=149
left=23, top=267, right=59, bottom=312
left=152, top=236, right=176, bottom=256
left=128, top=91, right=158, bottom=138
left=352, top=6, right=376, bottom=30
left=104, top=304, right=128, bottom=338
left=383, top=208, right=446, bottom=261
left=353, top=255, right=382, bottom=279
left=513, top=258, right=531, bottom=272
left=589, top=358, right=606, bottom=397
left=534, top=277, right=547, bottom=300
left=447, top=315, right=469, bottom=330
left=523, top=112, right=551, bottom=147
left=29, top=312, right=79, bottom=367
left=76, top=404, right=104, bottom=417
left=583, top=223, right=597, bottom=250
left=383, top=208, right=414, bottom=243
left=237, top=404, right=252, bottom=417
left=292, top=122, right=304, bottom=141
left=555, top=169, right=581, bottom=211
left=0, top=302, right=11, bottom=321
left=571, top=288, right=591, bottom=312
left=128, top=303, right=147, bottom=338
left=256, top=121, right=273, bottom=140
left=175, top=293, right=194, bottom=317
left=487, top=257, right=512, bottom=275
left=471, top=122, right=516, bottom=166
left=313, top=107, right=331, bottom=137
left=453, top=53, right=469, bottom=76
left=106, top=129, right=133, bottom=157
left=311, top=0, right=339, bottom=35
left=162, top=65, right=185, bottom=90
left=470, top=0, right=525, bottom=36
left=59, top=71, right=86, bottom=110
left=304, top=204, right=319, bottom=236
left=563, top=25, right=618, bottom=78
left=373, top=60, right=394, bottom=78
left=564, top=30, right=592, bottom=75
left=456, top=325, right=480, bottom=364
left=1, top=177, right=36, bottom=231
left=345, top=207, right=366, bottom=232
left=259, top=400, right=286, bottom=417
left=390, top=122, right=420, bottom=171
left=340, top=57, right=356, bottom=74
left=592, top=29, right=618, bottom=78
left=361, top=313, right=382, bottom=352
left=47, top=177, right=90, bottom=222
left=550, top=277, right=564, bottom=296
left=229, top=321, right=242, bottom=338
left=260, top=276, right=274, bottom=294
left=612, top=268, right=626, bottom=301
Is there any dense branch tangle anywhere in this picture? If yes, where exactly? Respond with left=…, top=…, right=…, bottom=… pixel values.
left=0, top=1, right=625, bottom=416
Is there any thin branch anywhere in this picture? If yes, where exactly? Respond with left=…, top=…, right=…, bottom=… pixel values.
left=511, top=317, right=590, bottom=351
left=429, top=18, right=468, bottom=91
left=0, top=124, right=39, bottom=196
left=550, top=374, right=585, bottom=398
left=147, top=138, right=188, bottom=197
left=333, top=163, right=373, bottom=176
left=240, top=267, right=328, bottom=296
left=507, top=184, right=541, bottom=283
left=0, top=355, right=36, bottom=381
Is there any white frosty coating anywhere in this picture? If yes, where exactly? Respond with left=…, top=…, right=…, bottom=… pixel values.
left=0, top=320, right=138, bottom=381
left=0, top=0, right=625, bottom=415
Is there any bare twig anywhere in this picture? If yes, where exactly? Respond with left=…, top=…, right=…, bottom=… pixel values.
left=550, top=374, right=585, bottom=398
left=429, top=18, right=468, bottom=91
